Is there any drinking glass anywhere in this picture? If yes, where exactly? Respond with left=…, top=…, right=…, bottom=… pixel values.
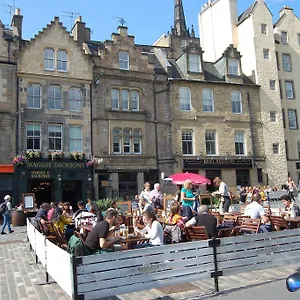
left=124, top=227, right=128, bottom=238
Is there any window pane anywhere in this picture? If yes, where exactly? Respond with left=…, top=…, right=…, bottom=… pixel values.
left=69, top=126, right=82, bottom=152
left=231, top=91, right=242, bottom=114
left=133, top=129, right=142, bottom=154
left=281, top=31, right=288, bottom=44
left=111, top=89, right=120, bottom=109
left=202, top=88, right=214, bottom=112
left=57, top=50, right=68, bottom=72
left=288, top=110, right=297, bottom=129
left=205, top=130, right=216, bottom=155
left=131, top=91, right=139, bottom=111
left=282, top=54, right=291, bottom=72
left=48, top=86, right=62, bottom=109
left=285, top=81, right=294, bottom=99
left=228, top=58, right=239, bottom=76
left=270, top=111, right=276, bottom=122
left=27, top=123, right=41, bottom=150
left=182, top=130, right=193, bottom=155
left=119, top=51, right=129, bottom=70
left=48, top=125, right=62, bottom=151
left=27, top=84, right=41, bottom=109
left=235, top=131, right=245, bottom=155
left=123, top=129, right=131, bottom=153
left=179, top=87, right=191, bottom=111
left=121, top=90, right=129, bottom=110
left=112, top=128, right=121, bottom=154
left=69, top=88, right=82, bottom=111
left=44, top=48, right=55, bottom=70
left=188, top=54, right=201, bottom=73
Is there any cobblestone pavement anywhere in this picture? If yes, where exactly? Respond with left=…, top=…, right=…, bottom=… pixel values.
left=1, top=226, right=300, bottom=300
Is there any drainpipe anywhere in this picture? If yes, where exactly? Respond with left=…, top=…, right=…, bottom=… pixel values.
left=152, top=75, right=159, bottom=174
left=247, top=92, right=255, bottom=169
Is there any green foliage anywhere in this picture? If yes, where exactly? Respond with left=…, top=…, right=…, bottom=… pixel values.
left=95, top=198, right=123, bottom=211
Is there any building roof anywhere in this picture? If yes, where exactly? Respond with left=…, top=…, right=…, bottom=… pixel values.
left=238, top=2, right=257, bottom=25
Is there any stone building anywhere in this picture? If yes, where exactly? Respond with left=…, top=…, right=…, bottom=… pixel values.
left=84, top=25, right=172, bottom=199
left=0, top=14, right=19, bottom=199
left=274, top=7, right=300, bottom=185
left=199, top=0, right=289, bottom=187
left=153, top=0, right=264, bottom=190
left=14, top=13, right=93, bottom=207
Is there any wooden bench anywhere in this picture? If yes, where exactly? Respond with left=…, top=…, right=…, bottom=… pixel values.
left=185, top=226, right=209, bottom=241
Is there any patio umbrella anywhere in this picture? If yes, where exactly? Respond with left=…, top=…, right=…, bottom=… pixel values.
left=167, top=172, right=211, bottom=185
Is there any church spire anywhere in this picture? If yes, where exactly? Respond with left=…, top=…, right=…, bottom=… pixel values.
left=174, top=0, right=189, bottom=37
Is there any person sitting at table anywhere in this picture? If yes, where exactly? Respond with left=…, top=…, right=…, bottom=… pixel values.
left=280, top=195, right=300, bottom=217
left=85, top=198, right=92, bottom=212
left=90, top=203, right=104, bottom=223
left=149, top=183, right=163, bottom=209
left=165, top=203, right=185, bottom=243
left=52, top=207, right=73, bottom=233
left=75, top=209, right=120, bottom=256
left=110, top=200, right=118, bottom=210
left=133, top=210, right=164, bottom=247
left=73, top=201, right=96, bottom=228
left=185, top=205, right=218, bottom=238
left=244, top=193, right=271, bottom=233
left=47, top=202, right=56, bottom=221
left=181, top=179, right=196, bottom=220
left=139, top=197, right=154, bottom=215
left=62, top=202, right=73, bottom=218
left=34, top=203, right=50, bottom=230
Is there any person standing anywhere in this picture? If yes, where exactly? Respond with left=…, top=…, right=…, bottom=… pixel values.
left=287, top=177, right=297, bottom=202
left=181, top=179, right=196, bottom=220
left=139, top=182, right=151, bottom=205
left=212, top=177, right=231, bottom=214
left=1, top=195, right=14, bottom=235
left=149, top=183, right=163, bottom=209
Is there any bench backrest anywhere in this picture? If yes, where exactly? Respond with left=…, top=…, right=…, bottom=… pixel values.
left=269, top=216, right=289, bottom=230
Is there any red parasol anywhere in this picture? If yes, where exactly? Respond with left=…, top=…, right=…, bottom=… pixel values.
left=167, top=172, right=211, bottom=185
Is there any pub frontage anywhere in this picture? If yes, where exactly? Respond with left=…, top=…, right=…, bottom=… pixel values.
left=13, top=160, right=93, bottom=208
left=183, top=157, right=263, bottom=191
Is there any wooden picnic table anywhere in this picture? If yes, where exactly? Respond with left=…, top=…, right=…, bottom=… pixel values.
left=118, top=236, right=150, bottom=250
left=284, top=216, right=300, bottom=228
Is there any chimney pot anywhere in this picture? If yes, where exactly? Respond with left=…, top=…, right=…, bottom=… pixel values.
left=15, top=8, right=20, bottom=15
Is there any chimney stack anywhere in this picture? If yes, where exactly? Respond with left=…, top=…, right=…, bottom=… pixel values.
left=71, top=16, right=91, bottom=44
left=279, top=6, right=294, bottom=18
left=11, top=8, right=23, bottom=39
left=118, top=26, right=128, bottom=37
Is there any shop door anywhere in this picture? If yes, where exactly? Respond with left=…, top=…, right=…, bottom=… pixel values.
left=28, top=180, right=54, bottom=207
left=62, top=181, right=82, bottom=212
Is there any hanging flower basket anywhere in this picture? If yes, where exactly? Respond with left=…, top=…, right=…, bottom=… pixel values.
left=12, top=154, right=27, bottom=166
left=48, top=151, right=64, bottom=161
left=71, top=151, right=85, bottom=161
left=86, top=157, right=103, bottom=167
left=26, top=151, right=41, bottom=160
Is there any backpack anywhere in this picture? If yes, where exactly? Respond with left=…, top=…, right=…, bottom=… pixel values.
left=0, top=202, right=7, bottom=214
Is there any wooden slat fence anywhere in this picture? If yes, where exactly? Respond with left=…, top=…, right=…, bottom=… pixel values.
left=75, top=240, right=215, bottom=299
left=46, top=240, right=73, bottom=298
left=217, top=228, right=300, bottom=276
left=27, top=218, right=36, bottom=251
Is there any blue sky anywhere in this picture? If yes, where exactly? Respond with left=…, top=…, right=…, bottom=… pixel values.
left=0, top=0, right=299, bottom=44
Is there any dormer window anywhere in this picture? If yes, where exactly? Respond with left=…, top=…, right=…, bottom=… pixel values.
left=228, top=58, right=239, bottom=76
left=119, top=51, right=129, bottom=70
left=188, top=54, right=201, bottom=73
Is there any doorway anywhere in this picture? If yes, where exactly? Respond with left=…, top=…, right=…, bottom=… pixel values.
left=28, top=180, right=54, bottom=207
left=62, top=181, right=82, bottom=212
left=236, top=169, right=250, bottom=187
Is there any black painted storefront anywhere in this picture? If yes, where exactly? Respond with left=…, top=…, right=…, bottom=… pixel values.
left=13, top=160, right=92, bottom=208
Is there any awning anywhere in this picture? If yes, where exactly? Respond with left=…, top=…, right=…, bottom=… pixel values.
left=0, top=165, right=14, bottom=173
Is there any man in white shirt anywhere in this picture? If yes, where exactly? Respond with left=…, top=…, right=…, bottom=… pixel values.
left=244, top=193, right=270, bottom=232
left=213, top=177, right=231, bottom=214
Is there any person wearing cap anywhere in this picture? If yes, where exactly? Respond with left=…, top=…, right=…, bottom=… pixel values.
left=1, top=195, right=14, bottom=235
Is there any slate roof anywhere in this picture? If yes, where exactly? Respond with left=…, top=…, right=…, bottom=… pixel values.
left=238, top=2, right=257, bottom=25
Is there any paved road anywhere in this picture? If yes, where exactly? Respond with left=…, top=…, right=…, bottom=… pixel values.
left=1, top=216, right=300, bottom=300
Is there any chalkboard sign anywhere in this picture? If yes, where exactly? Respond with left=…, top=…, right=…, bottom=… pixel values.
left=22, top=193, right=36, bottom=211
left=117, top=201, right=132, bottom=215
left=164, top=195, right=175, bottom=213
